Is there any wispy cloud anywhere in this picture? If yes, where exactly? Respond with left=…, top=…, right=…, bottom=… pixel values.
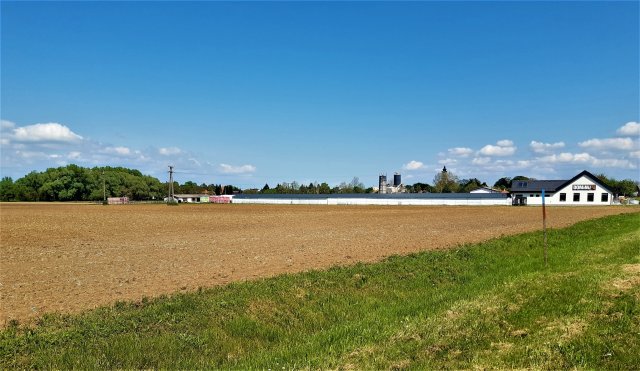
left=219, top=163, right=256, bottom=174
left=105, top=146, right=132, bottom=156
left=159, top=147, right=182, bottom=156
left=578, top=138, right=635, bottom=151
left=447, top=147, right=473, bottom=157
left=530, top=140, right=565, bottom=154
left=402, top=160, right=425, bottom=170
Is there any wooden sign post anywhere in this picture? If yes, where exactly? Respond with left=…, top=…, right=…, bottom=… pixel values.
left=542, top=188, right=547, bottom=267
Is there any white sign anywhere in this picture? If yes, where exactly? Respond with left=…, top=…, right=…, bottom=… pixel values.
left=572, top=184, right=595, bottom=191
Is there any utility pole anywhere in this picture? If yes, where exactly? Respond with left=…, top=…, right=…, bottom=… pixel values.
left=168, top=165, right=174, bottom=201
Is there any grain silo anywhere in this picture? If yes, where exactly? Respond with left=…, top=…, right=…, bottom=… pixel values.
left=394, top=173, right=401, bottom=187
left=379, top=174, right=387, bottom=194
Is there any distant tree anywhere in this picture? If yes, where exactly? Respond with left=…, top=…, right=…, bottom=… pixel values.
left=410, top=182, right=433, bottom=193
left=0, top=177, right=16, bottom=201
left=618, top=179, right=638, bottom=197
left=180, top=181, right=200, bottom=194
left=262, top=183, right=270, bottom=191
left=459, top=178, right=484, bottom=193
left=319, top=182, right=331, bottom=194
left=433, top=167, right=459, bottom=193
left=512, top=175, right=531, bottom=182
left=493, top=177, right=511, bottom=191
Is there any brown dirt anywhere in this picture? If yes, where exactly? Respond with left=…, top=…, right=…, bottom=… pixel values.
left=0, top=203, right=637, bottom=326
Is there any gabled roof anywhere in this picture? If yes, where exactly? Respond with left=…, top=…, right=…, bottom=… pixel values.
left=511, top=180, right=565, bottom=192
left=559, top=170, right=613, bottom=193
left=510, top=170, right=613, bottom=194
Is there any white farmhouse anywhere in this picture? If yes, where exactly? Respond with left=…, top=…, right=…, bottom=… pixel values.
left=510, top=170, right=613, bottom=206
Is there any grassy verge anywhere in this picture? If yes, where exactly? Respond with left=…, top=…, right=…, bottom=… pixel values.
left=2, top=212, right=639, bottom=369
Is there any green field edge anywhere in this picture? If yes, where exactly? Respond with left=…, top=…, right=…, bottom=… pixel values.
left=2, top=211, right=639, bottom=369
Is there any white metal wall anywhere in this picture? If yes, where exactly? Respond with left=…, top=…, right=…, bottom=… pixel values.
left=233, top=197, right=511, bottom=206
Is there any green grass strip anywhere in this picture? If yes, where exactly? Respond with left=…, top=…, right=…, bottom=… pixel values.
left=2, top=212, right=639, bottom=369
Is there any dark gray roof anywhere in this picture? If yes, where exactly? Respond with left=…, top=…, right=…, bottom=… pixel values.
left=510, top=180, right=566, bottom=192
left=235, top=193, right=509, bottom=200
left=509, top=170, right=613, bottom=194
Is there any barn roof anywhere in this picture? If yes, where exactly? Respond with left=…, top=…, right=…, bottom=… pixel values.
left=234, top=193, right=509, bottom=200
left=510, top=170, right=613, bottom=193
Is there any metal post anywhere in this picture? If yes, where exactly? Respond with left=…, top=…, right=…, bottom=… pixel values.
left=542, top=188, right=547, bottom=267
left=168, top=166, right=174, bottom=201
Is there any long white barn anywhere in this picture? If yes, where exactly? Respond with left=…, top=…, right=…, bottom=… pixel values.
left=233, top=193, right=511, bottom=206
left=510, top=170, right=613, bottom=206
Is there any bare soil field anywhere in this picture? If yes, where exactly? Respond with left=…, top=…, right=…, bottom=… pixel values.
left=1, top=203, right=637, bottom=326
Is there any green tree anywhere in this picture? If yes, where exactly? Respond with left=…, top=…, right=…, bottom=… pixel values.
left=0, top=177, right=16, bottom=201
left=493, top=177, right=511, bottom=191
left=433, top=167, right=459, bottom=193
left=318, top=182, right=331, bottom=194
left=459, top=178, right=485, bottom=193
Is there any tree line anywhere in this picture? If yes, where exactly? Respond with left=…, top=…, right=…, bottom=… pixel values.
left=0, top=165, right=241, bottom=202
left=0, top=164, right=636, bottom=202
left=243, top=177, right=374, bottom=195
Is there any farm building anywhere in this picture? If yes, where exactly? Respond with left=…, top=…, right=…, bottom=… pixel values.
left=470, top=186, right=505, bottom=194
left=107, top=197, right=129, bottom=205
left=170, top=194, right=233, bottom=203
left=510, top=170, right=613, bottom=206
left=233, top=193, right=511, bottom=206
left=172, top=194, right=207, bottom=203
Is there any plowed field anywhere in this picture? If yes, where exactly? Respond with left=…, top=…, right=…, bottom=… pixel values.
left=1, top=203, right=637, bottom=326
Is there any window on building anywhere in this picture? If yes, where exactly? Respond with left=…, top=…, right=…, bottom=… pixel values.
left=573, top=193, right=580, bottom=202
left=560, top=193, right=566, bottom=201
left=601, top=193, right=608, bottom=202
left=587, top=193, right=594, bottom=202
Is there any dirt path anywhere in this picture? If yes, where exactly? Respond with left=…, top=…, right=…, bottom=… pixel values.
left=1, top=203, right=636, bottom=326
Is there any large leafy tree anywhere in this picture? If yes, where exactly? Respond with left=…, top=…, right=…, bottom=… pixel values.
left=0, top=177, right=16, bottom=201
left=433, top=167, right=459, bottom=193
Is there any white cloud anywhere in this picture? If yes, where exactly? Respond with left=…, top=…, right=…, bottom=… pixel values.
left=496, top=139, right=514, bottom=147
left=578, top=137, right=635, bottom=151
left=591, top=158, right=637, bottom=169
left=219, top=163, right=256, bottom=174
left=1, top=120, right=16, bottom=130
left=539, top=152, right=593, bottom=164
left=105, top=146, right=132, bottom=156
left=159, top=147, right=182, bottom=156
left=448, top=147, right=473, bottom=157
left=479, top=139, right=517, bottom=156
left=438, top=158, right=457, bottom=166
left=402, top=160, right=425, bottom=170
left=68, top=151, right=82, bottom=160
left=617, top=121, right=640, bottom=136
left=472, top=157, right=491, bottom=165
left=537, top=152, right=636, bottom=169
left=12, top=123, right=83, bottom=143
left=530, top=140, right=565, bottom=153
left=630, top=151, right=640, bottom=159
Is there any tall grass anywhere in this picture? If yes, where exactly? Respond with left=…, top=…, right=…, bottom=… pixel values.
left=2, top=212, right=638, bottom=369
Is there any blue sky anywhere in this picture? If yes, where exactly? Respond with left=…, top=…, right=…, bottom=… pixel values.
left=1, top=1, right=638, bottom=188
